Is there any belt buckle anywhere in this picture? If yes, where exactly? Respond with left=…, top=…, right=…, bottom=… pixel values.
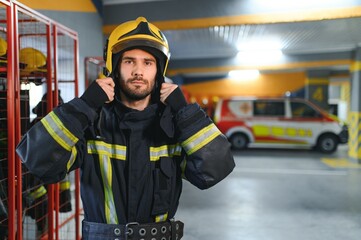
left=125, top=222, right=139, bottom=240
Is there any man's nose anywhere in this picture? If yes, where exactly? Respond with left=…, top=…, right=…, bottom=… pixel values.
left=133, top=63, right=144, bottom=76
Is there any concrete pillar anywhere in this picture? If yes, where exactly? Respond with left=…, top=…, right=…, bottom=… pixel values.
left=305, top=70, right=330, bottom=110
left=348, top=47, right=361, bottom=162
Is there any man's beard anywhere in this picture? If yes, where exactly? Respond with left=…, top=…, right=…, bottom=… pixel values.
left=119, top=76, right=155, bottom=101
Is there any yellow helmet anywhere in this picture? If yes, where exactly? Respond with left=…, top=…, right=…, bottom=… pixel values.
left=104, top=16, right=170, bottom=77
left=0, top=37, right=7, bottom=67
left=0, top=37, right=7, bottom=57
left=19, top=47, right=47, bottom=76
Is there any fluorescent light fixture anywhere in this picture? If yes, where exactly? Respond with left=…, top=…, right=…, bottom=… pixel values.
left=237, top=39, right=282, bottom=52
left=236, top=38, right=283, bottom=62
left=236, top=49, right=283, bottom=62
left=228, top=69, right=260, bottom=80
left=103, top=0, right=171, bottom=5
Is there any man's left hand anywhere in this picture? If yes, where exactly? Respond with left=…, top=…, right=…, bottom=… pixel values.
left=160, top=82, right=178, bottom=104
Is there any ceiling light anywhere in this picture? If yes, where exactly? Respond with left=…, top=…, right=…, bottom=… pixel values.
left=237, top=39, right=282, bottom=52
left=236, top=49, right=283, bottom=62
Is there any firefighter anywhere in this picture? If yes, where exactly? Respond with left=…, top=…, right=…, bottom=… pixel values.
left=16, top=17, right=235, bottom=240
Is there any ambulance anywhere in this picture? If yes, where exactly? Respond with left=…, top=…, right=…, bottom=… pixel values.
left=214, top=97, right=348, bottom=153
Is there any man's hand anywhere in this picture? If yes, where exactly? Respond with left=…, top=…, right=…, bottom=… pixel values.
left=96, top=77, right=115, bottom=102
left=160, top=82, right=178, bottom=104
left=160, top=82, right=187, bottom=112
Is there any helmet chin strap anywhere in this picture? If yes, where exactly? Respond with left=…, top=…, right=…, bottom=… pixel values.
left=112, top=70, right=122, bottom=98
left=150, top=69, right=164, bottom=104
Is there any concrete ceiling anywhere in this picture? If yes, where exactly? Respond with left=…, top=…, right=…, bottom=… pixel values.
left=101, top=0, right=361, bottom=78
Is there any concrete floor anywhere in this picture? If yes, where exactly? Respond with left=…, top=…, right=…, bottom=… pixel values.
left=175, top=145, right=361, bottom=240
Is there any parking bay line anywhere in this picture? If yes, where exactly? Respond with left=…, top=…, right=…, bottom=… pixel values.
left=321, top=158, right=361, bottom=169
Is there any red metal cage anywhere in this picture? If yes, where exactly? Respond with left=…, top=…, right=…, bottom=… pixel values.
left=0, top=1, right=81, bottom=239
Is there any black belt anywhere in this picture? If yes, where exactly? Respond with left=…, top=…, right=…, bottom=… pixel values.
left=82, top=219, right=184, bottom=240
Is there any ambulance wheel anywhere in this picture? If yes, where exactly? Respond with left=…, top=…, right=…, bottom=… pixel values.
left=317, top=134, right=338, bottom=153
left=230, top=133, right=248, bottom=150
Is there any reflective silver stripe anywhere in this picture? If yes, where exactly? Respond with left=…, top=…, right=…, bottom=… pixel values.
left=87, top=140, right=126, bottom=160
left=66, top=147, right=78, bottom=171
left=88, top=140, right=124, bottom=223
left=149, top=144, right=182, bottom=161
left=155, top=212, right=168, bottom=222
left=41, top=112, right=78, bottom=151
left=99, top=154, right=119, bottom=224
left=181, top=123, right=222, bottom=155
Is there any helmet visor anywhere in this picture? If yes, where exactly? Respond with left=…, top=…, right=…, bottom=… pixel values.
left=111, top=38, right=170, bottom=60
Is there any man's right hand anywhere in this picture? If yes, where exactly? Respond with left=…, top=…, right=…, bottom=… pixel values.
left=81, top=77, right=115, bottom=110
left=96, top=77, right=115, bottom=102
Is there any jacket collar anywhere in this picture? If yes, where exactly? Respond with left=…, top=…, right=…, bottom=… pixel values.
left=110, top=97, right=175, bottom=137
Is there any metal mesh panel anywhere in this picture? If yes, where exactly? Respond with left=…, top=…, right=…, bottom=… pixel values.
left=0, top=1, right=80, bottom=239
left=17, top=9, right=51, bottom=240
left=0, top=3, right=9, bottom=239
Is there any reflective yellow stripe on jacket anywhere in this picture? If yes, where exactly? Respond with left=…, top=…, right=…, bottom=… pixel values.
left=41, top=111, right=79, bottom=171
left=155, top=212, right=168, bottom=222
left=60, top=180, right=71, bottom=190
left=149, top=144, right=182, bottom=161
left=66, top=148, right=78, bottom=171
left=87, top=140, right=126, bottom=160
left=28, top=186, right=47, bottom=201
left=87, top=140, right=127, bottom=224
left=181, top=123, right=221, bottom=155
left=41, top=112, right=78, bottom=151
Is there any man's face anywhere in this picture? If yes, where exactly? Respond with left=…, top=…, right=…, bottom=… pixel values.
left=118, top=48, right=157, bottom=101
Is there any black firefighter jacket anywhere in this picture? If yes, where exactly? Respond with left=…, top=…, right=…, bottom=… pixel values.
left=16, top=97, right=235, bottom=224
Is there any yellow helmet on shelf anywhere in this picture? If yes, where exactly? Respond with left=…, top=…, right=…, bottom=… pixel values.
left=104, top=16, right=170, bottom=77
left=19, top=47, right=47, bottom=77
left=0, top=37, right=7, bottom=57
left=0, top=37, right=7, bottom=69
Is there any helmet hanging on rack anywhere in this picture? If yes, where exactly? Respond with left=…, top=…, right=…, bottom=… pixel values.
left=19, top=47, right=47, bottom=77
left=0, top=37, right=7, bottom=67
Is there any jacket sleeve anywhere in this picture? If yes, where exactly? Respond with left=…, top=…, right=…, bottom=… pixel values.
left=16, top=98, right=97, bottom=184
left=175, top=103, right=235, bottom=190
